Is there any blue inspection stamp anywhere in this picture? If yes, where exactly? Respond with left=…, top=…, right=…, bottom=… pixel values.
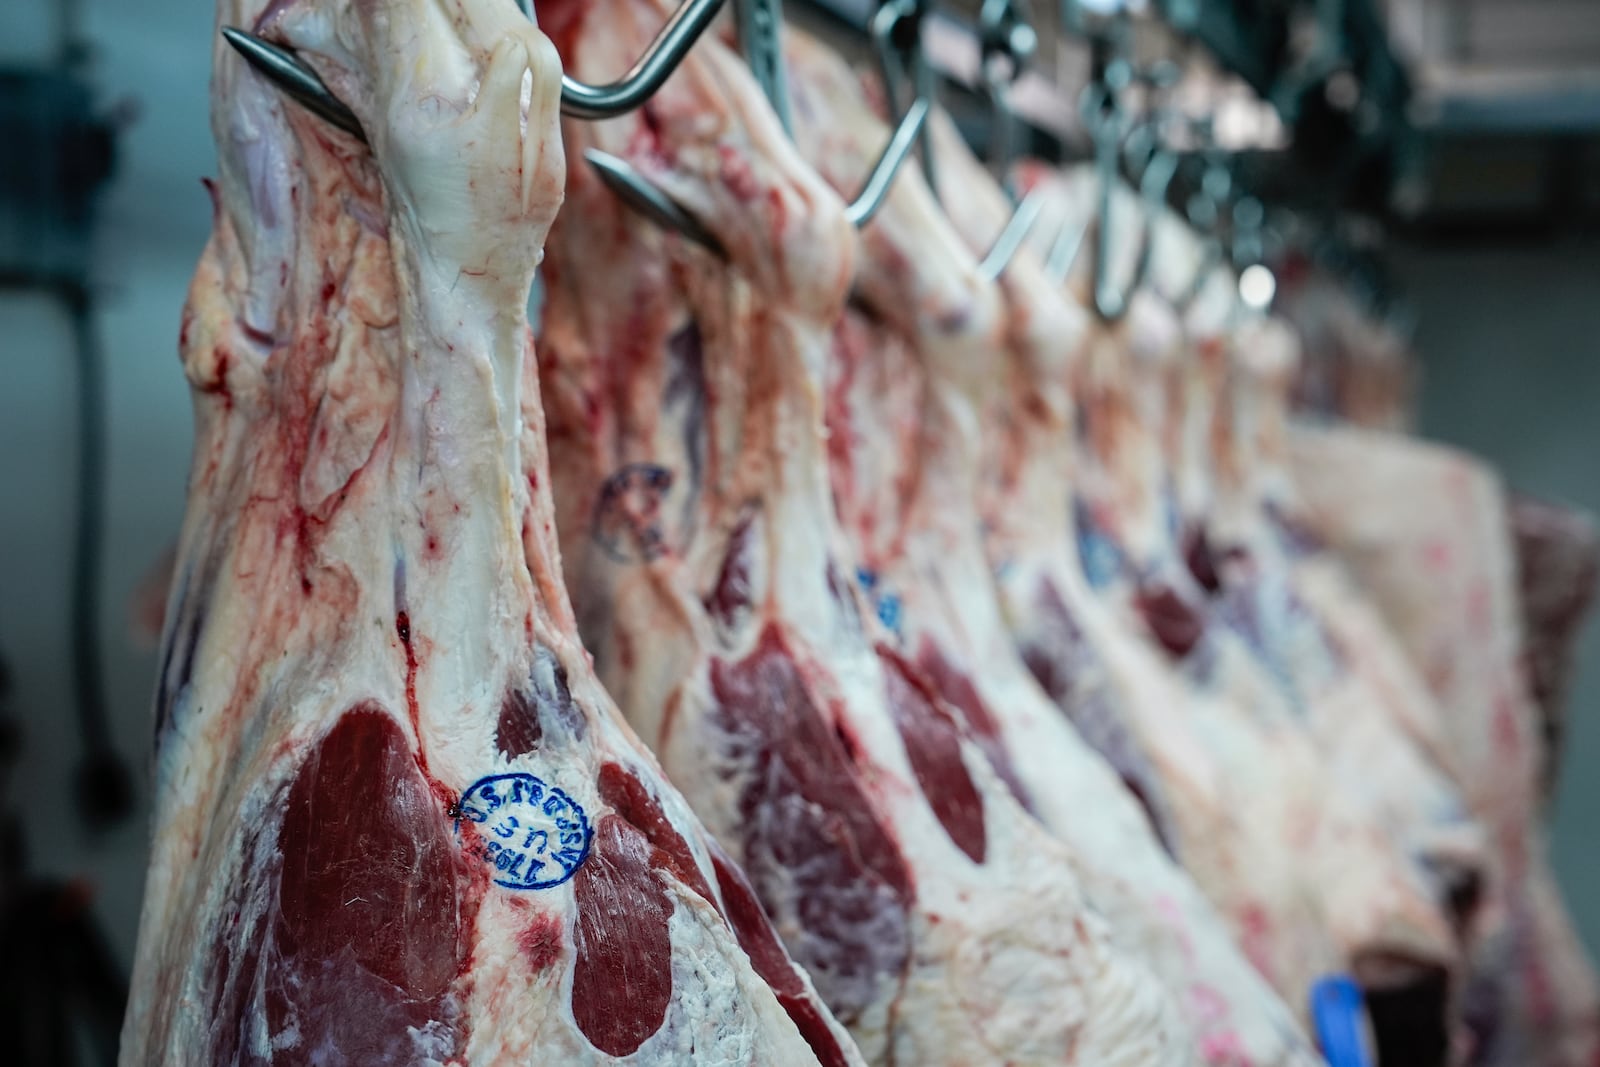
left=454, top=773, right=592, bottom=890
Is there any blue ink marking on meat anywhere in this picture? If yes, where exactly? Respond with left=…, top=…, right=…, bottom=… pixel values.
left=853, top=568, right=903, bottom=636
left=455, top=773, right=592, bottom=890
left=1074, top=498, right=1126, bottom=591
left=876, top=594, right=902, bottom=635
left=590, top=463, right=675, bottom=564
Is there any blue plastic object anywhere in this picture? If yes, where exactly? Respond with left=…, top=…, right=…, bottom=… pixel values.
left=1311, top=974, right=1372, bottom=1067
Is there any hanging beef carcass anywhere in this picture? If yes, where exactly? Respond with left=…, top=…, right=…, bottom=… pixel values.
left=1508, top=493, right=1599, bottom=798
left=534, top=2, right=1189, bottom=1064
left=780, top=35, right=1325, bottom=1067
left=1290, top=424, right=1600, bottom=1067
left=988, top=162, right=1471, bottom=1025
left=121, top=1, right=863, bottom=1062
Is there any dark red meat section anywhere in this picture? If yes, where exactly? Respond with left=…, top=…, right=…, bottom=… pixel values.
left=1134, top=581, right=1206, bottom=659
left=878, top=649, right=987, bottom=864
left=710, top=845, right=856, bottom=1067
left=495, top=689, right=543, bottom=759
left=705, top=510, right=757, bottom=630
left=207, top=704, right=464, bottom=1064
left=913, top=639, right=1034, bottom=814
left=597, top=760, right=715, bottom=904
left=709, top=625, right=912, bottom=1024
left=571, top=815, right=674, bottom=1056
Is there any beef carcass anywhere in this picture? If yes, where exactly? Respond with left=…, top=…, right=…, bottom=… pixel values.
left=1204, top=313, right=1487, bottom=912
left=1194, top=311, right=1496, bottom=1063
left=121, top=2, right=861, bottom=1062
left=1509, top=493, right=1599, bottom=799
left=780, top=43, right=1325, bottom=1066
left=996, top=164, right=1467, bottom=1011
left=1290, top=424, right=1600, bottom=1067
left=534, top=4, right=1188, bottom=1064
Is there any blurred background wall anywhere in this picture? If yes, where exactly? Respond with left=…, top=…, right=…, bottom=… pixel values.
left=0, top=0, right=1595, bottom=1009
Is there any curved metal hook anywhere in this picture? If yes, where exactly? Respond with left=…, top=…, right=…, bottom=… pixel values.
left=1043, top=206, right=1092, bottom=286
left=978, top=186, right=1046, bottom=281
left=871, top=0, right=938, bottom=202
left=225, top=0, right=726, bottom=130
left=845, top=97, right=931, bottom=227
left=585, top=149, right=725, bottom=257
left=585, top=73, right=928, bottom=249
left=732, top=0, right=793, bottom=134
left=222, top=28, right=368, bottom=142
left=1174, top=117, right=1231, bottom=309
left=1084, top=86, right=1149, bottom=322
left=973, top=0, right=1043, bottom=278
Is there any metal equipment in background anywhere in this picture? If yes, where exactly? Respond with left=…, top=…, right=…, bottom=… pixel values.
left=0, top=5, right=133, bottom=828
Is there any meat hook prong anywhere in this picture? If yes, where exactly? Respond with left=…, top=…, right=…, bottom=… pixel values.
left=221, top=28, right=369, bottom=144
left=556, top=0, right=728, bottom=119
left=584, top=149, right=726, bottom=258
left=228, top=0, right=729, bottom=138
left=844, top=96, right=930, bottom=228
left=978, top=185, right=1046, bottom=281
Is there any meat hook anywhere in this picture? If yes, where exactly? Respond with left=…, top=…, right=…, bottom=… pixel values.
left=1173, top=117, right=1232, bottom=311
left=224, top=0, right=727, bottom=128
left=733, top=0, right=793, bottom=135
left=583, top=149, right=726, bottom=257
left=978, top=187, right=1046, bottom=281
left=871, top=0, right=939, bottom=201
left=975, top=0, right=1043, bottom=280
left=224, top=1, right=931, bottom=253
left=1085, top=75, right=1152, bottom=321
left=843, top=97, right=931, bottom=227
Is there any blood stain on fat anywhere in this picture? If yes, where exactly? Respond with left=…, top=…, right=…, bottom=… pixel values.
left=705, top=510, right=756, bottom=628
left=914, top=640, right=1034, bottom=815
left=518, top=912, right=564, bottom=972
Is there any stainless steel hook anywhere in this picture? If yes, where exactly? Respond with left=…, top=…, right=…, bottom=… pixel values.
left=584, top=149, right=725, bottom=257
left=1084, top=84, right=1149, bottom=322
left=733, top=0, right=793, bottom=134
left=224, top=0, right=726, bottom=127
left=973, top=0, right=1046, bottom=279
left=844, top=97, right=931, bottom=228
left=978, top=186, right=1046, bottom=281
left=221, top=28, right=368, bottom=143
left=871, top=0, right=938, bottom=202
left=557, top=0, right=728, bottom=118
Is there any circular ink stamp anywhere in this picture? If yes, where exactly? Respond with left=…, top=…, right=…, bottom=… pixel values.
left=454, top=773, right=592, bottom=890
left=591, top=463, right=675, bottom=564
